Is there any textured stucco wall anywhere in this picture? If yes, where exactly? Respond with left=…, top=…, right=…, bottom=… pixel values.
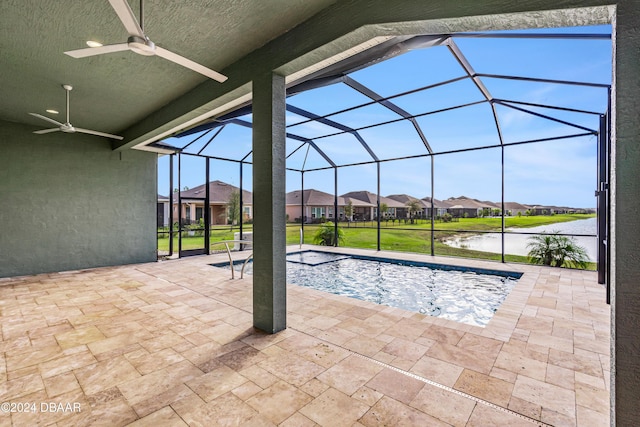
left=252, top=73, right=287, bottom=333
left=0, top=120, right=157, bottom=277
left=610, top=3, right=640, bottom=426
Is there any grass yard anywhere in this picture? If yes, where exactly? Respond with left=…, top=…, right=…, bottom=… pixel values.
left=158, top=214, right=596, bottom=269
left=157, top=225, right=253, bottom=252
left=285, top=214, right=596, bottom=269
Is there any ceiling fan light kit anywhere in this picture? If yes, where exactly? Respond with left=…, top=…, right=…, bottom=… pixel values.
left=64, top=0, right=228, bottom=82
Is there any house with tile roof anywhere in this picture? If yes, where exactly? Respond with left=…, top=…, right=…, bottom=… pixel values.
left=421, top=197, right=451, bottom=218
left=175, top=180, right=252, bottom=225
left=340, top=191, right=404, bottom=220
left=444, top=196, right=498, bottom=218
left=386, top=194, right=430, bottom=219
left=503, top=201, right=530, bottom=216
left=157, top=194, right=170, bottom=227
left=285, top=189, right=377, bottom=223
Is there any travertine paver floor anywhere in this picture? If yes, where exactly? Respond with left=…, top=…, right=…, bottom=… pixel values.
left=0, top=246, right=610, bottom=426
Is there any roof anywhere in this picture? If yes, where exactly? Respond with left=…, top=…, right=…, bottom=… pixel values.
left=287, top=189, right=337, bottom=206
left=179, top=180, right=252, bottom=203
left=421, top=197, right=450, bottom=209
left=444, top=196, right=497, bottom=209
left=503, top=202, right=530, bottom=210
left=341, top=191, right=404, bottom=208
left=386, top=194, right=428, bottom=208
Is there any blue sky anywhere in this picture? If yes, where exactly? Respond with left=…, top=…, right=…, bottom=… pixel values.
left=158, top=25, right=611, bottom=208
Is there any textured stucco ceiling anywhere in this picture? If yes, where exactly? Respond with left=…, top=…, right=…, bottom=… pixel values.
left=0, top=1, right=614, bottom=152
left=0, top=0, right=336, bottom=137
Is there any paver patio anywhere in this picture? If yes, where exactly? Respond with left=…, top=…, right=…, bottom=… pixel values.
left=0, top=246, right=609, bottom=426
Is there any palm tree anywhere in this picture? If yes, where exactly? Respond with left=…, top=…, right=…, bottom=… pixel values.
left=526, top=232, right=589, bottom=269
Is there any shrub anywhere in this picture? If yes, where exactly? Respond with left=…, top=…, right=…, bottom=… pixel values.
left=526, top=232, right=589, bottom=269
left=312, top=222, right=344, bottom=246
left=442, top=213, right=453, bottom=223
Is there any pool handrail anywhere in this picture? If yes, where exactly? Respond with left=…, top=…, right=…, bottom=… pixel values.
left=210, top=239, right=253, bottom=279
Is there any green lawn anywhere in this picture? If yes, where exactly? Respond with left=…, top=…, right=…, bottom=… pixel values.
left=158, top=215, right=596, bottom=270
left=284, top=214, right=596, bottom=269
left=157, top=225, right=253, bottom=252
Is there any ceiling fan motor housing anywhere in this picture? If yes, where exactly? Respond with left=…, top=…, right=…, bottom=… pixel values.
left=127, top=35, right=156, bottom=56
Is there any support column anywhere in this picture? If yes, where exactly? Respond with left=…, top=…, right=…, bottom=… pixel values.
left=252, top=72, right=287, bottom=333
left=612, top=4, right=640, bottom=424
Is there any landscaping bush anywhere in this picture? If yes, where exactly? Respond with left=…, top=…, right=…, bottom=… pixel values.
left=527, top=232, right=589, bottom=269
left=312, top=221, right=344, bottom=246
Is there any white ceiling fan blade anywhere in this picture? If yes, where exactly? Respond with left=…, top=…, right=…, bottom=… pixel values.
left=108, top=0, right=145, bottom=37
left=156, top=47, right=228, bottom=82
left=33, top=128, right=61, bottom=134
left=75, top=127, right=124, bottom=140
left=29, top=112, right=64, bottom=127
left=65, top=43, right=130, bottom=58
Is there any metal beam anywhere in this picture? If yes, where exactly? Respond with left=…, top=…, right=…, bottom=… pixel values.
left=286, top=104, right=378, bottom=161
left=311, top=100, right=487, bottom=142
left=477, top=73, right=611, bottom=89
left=181, top=128, right=213, bottom=151
left=495, top=101, right=598, bottom=134
left=196, top=125, right=226, bottom=155
left=495, top=99, right=603, bottom=116
left=446, top=39, right=493, bottom=101
left=299, top=132, right=594, bottom=172
left=288, top=76, right=469, bottom=129
left=450, top=32, right=611, bottom=40
left=343, top=76, right=433, bottom=154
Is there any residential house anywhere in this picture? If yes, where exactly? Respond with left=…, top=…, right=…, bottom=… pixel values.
left=444, top=196, right=498, bottom=218
left=157, top=194, right=170, bottom=227
left=386, top=194, right=428, bottom=219
left=175, top=180, right=252, bottom=225
left=503, top=201, right=530, bottom=216
left=529, top=205, right=557, bottom=215
left=421, top=197, right=451, bottom=218
left=286, top=189, right=338, bottom=223
left=341, top=191, right=404, bottom=220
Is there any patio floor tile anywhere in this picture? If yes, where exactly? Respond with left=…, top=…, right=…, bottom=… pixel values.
left=0, top=246, right=610, bottom=426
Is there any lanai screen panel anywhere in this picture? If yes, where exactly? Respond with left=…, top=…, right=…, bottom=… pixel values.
left=328, top=101, right=403, bottom=131
left=416, top=102, right=501, bottom=153
left=453, top=27, right=612, bottom=82
left=390, top=78, right=486, bottom=117
left=287, top=82, right=373, bottom=116
left=348, top=45, right=467, bottom=97
left=285, top=138, right=333, bottom=171
left=197, top=123, right=252, bottom=161
left=504, top=135, right=597, bottom=211
left=356, top=120, right=428, bottom=160
left=311, top=133, right=377, bottom=166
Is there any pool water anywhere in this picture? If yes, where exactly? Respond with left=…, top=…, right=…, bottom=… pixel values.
left=218, top=251, right=521, bottom=327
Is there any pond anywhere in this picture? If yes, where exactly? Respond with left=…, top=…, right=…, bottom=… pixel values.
left=444, top=217, right=598, bottom=261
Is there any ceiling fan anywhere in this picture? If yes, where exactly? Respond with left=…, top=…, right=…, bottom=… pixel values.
left=64, top=0, right=227, bottom=83
left=29, top=84, right=124, bottom=140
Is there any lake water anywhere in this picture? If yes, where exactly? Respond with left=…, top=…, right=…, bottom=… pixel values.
left=444, top=217, right=598, bottom=261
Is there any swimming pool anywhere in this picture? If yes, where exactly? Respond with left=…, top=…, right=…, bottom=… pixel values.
left=215, top=251, right=522, bottom=326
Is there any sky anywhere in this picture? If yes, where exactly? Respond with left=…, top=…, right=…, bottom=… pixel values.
left=158, top=25, right=611, bottom=208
